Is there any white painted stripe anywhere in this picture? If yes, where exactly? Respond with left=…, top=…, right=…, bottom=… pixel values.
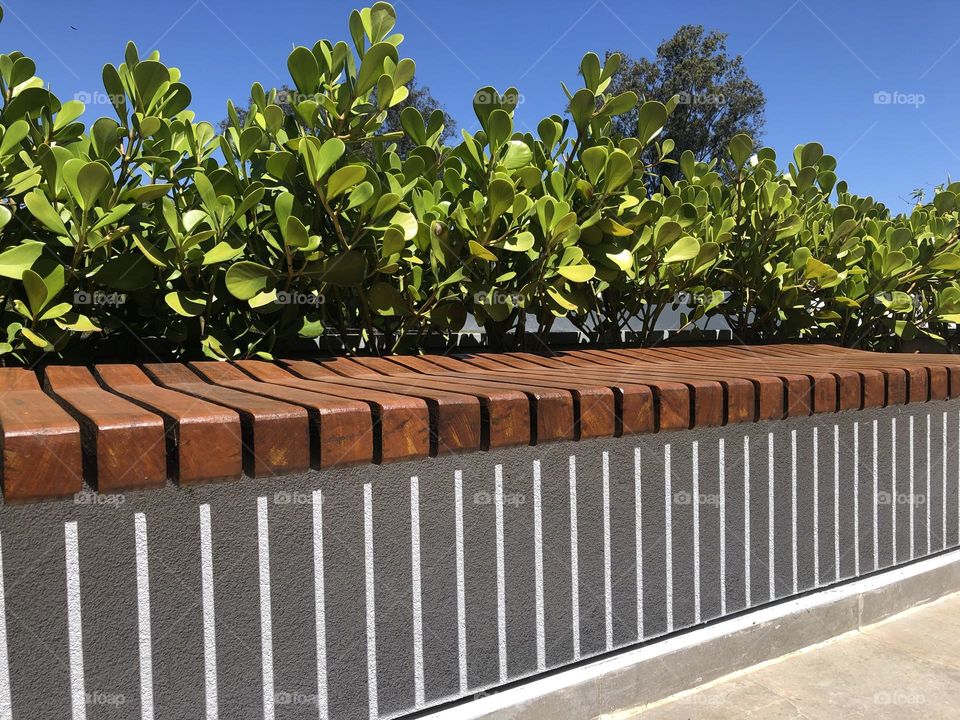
left=410, top=476, right=425, bottom=706
left=664, top=444, right=674, bottom=631
left=892, top=417, right=898, bottom=563
left=257, top=497, right=275, bottom=720
left=569, top=455, right=581, bottom=659
left=853, top=423, right=860, bottom=576
left=454, top=471, right=467, bottom=693
left=813, top=427, right=820, bottom=586
left=927, top=414, right=932, bottom=555
left=532, top=461, right=546, bottom=671
left=691, top=442, right=701, bottom=624
left=494, top=465, right=507, bottom=682
left=873, top=420, right=879, bottom=570
left=791, top=429, right=798, bottom=593
left=602, top=452, right=613, bottom=649
left=312, top=490, right=329, bottom=720
left=134, top=513, right=154, bottom=720
left=744, top=436, right=751, bottom=606
left=834, top=424, right=840, bottom=581
left=767, top=433, right=775, bottom=600
left=0, top=535, right=11, bottom=720
left=718, top=439, right=726, bottom=616
left=634, top=448, right=644, bottom=639
left=909, top=415, right=916, bottom=560
left=65, top=521, right=86, bottom=720
left=422, top=548, right=960, bottom=720
left=199, top=505, right=218, bottom=720
left=944, top=412, right=949, bottom=550
left=363, top=484, right=379, bottom=719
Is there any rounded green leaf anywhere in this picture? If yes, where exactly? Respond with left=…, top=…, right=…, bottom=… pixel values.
left=225, top=261, right=276, bottom=300
left=165, top=291, right=208, bottom=317
left=728, top=133, right=753, bottom=169
left=288, top=46, right=320, bottom=94
left=327, top=165, right=367, bottom=199
left=76, top=161, right=112, bottom=210
left=663, top=235, right=700, bottom=264
left=557, top=264, right=596, bottom=282
left=637, top=101, right=667, bottom=146
left=0, top=241, right=44, bottom=279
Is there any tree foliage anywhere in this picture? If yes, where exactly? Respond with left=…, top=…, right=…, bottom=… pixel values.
left=606, top=25, right=765, bottom=179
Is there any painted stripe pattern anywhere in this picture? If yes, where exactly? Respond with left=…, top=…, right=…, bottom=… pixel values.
left=0, top=403, right=956, bottom=719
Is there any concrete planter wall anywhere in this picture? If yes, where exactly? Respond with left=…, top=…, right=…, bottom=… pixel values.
left=0, top=399, right=957, bottom=719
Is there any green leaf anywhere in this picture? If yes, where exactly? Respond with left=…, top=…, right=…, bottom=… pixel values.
left=0, top=119, right=29, bottom=156
left=0, top=241, right=44, bottom=279
left=288, top=46, right=320, bottom=94
left=663, top=235, right=700, bottom=264
left=502, top=140, right=532, bottom=170
left=637, top=101, right=667, bottom=146
left=604, top=150, right=634, bottom=192
left=930, top=253, right=960, bottom=271
left=284, top=216, right=310, bottom=248
left=503, top=231, right=534, bottom=252
left=488, top=178, right=515, bottom=224
left=605, top=248, right=633, bottom=272
left=76, top=162, right=112, bottom=210
left=123, top=184, right=173, bottom=203
left=318, top=250, right=367, bottom=286
left=368, top=282, right=408, bottom=316
left=356, top=41, right=398, bottom=94
left=133, top=60, right=170, bottom=110
left=225, top=261, right=276, bottom=300
left=21, top=269, right=48, bottom=316
left=581, top=147, right=606, bottom=185
left=557, top=264, right=596, bottom=282
left=569, top=89, right=595, bottom=132
left=728, top=133, right=753, bottom=168
left=165, top=291, right=208, bottom=317
left=24, top=190, right=68, bottom=235
left=326, top=164, right=366, bottom=199
left=468, top=240, right=498, bottom=262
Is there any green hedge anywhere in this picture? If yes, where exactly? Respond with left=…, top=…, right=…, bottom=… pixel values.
left=0, top=2, right=959, bottom=362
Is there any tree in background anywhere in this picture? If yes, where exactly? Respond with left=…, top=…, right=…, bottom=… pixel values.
left=606, top=25, right=765, bottom=179
left=224, top=77, right=455, bottom=157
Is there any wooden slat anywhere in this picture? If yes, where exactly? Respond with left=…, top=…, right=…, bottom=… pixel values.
left=318, top=356, right=578, bottom=444
left=277, top=359, right=484, bottom=454
left=94, top=364, right=243, bottom=484
left=0, top=368, right=82, bottom=501
left=235, top=361, right=433, bottom=461
left=421, top=354, right=617, bottom=440
left=293, top=357, right=533, bottom=448
left=43, top=366, right=166, bottom=491
left=143, top=363, right=311, bottom=478
left=188, top=362, right=374, bottom=468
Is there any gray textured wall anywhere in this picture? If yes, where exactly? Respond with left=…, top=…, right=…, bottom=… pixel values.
left=0, top=401, right=957, bottom=719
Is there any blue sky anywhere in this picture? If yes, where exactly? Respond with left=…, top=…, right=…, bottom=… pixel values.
left=3, top=0, right=957, bottom=211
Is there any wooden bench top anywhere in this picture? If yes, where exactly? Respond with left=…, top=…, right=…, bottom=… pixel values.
left=1, top=344, right=958, bottom=502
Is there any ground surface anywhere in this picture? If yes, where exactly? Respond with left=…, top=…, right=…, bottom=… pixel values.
left=621, top=592, right=960, bottom=719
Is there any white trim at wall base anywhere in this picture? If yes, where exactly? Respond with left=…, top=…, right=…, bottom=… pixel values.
left=421, top=548, right=960, bottom=720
